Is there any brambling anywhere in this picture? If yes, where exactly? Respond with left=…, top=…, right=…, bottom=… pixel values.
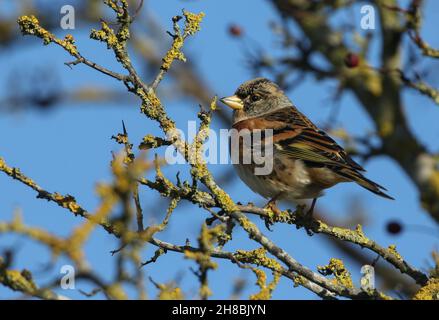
left=221, top=78, right=393, bottom=215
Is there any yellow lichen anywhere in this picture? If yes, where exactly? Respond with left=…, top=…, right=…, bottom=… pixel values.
left=210, top=95, right=218, bottom=111
left=67, top=183, right=117, bottom=263
left=234, top=247, right=282, bottom=299
left=117, top=27, right=130, bottom=42
left=236, top=215, right=259, bottom=236
left=209, top=186, right=237, bottom=213
left=413, top=278, right=439, bottom=300
left=0, top=270, right=37, bottom=293
left=318, top=258, right=353, bottom=289
left=184, top=224, right=221, bottom=272
left=90, top=21, right=119, bottom=49
left=235, top=247, right=282, bottom=272
left=0, top=264, right=57, bottom=300
left=0, top=211, right=69, bottom=259
left=159, top=11, right=205, bottom=71
left=157, top=284, right=184, bottom=300
left=62, top=34, right=79, bottom=55
left=388, top=244, right=403, bottom=261
left=17, top=15, right=78, bottom=55
left=105, top=283, right=129, bottom=300
left=146, top=90, right=163, bottom=108
left=183, top=11, right=205, bottom=35
left=292, top=274, right=307, bottom=288
left=139, top=135, right=169, bottom=150
left=52, top=193, right=81, bottom=214
left=199, top=223, right=225, bottom=249
left=162, top=36, right=185, bottom=70
left=200, top=284, right=213, bottom=299
left=249, top=268, right=281, bottom=300
left=185, top=251, right=218, bottom=270
left=326, top=224, right=369, bottom=244
left=139, top=89, right=166, bottom=121
left=17, top=15, right=50, bottom=43
left=184, top=224, right=225, bottom=298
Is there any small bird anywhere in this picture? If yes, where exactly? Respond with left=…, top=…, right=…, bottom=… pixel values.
left=220, top=78, right=393, bottom=215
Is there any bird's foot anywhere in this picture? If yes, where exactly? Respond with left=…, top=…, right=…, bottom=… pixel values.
left=264, top=199, right=282, bottom=216
left=295, top=204, right=315, bottom=236
left=263, top=198, right=282, bottom=231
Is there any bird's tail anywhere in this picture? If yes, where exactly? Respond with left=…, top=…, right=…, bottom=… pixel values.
left=336, top=168, right=395, bottom=200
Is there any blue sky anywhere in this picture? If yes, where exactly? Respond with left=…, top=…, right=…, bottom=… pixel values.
left=0, top=0, right=438, bottom=299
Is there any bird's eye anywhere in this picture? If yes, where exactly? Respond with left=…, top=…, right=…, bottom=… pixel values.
left=251, top=95, right=260, bottom=102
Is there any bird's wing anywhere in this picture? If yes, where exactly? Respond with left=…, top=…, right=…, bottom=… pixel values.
left=260, top=107, right=366, bottom=171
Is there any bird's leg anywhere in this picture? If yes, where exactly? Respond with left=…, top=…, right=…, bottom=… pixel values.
left=263, top=194, right=282, bottom=231
left=294, top=198, right=318, bottom=236
left=306, top=198, right=317, bottom=218
left=264, top=194, right=282, bottom=216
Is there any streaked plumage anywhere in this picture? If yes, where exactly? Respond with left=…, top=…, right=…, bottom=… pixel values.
left=221, top=78, right=393, bottom=211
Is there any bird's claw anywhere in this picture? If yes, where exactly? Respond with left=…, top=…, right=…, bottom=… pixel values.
left=294, top=205, right=315, bottom=236
left=262, top=198, right=282, bottom=231
left=264, top=218, right=274, bottom=231
left=264, top=199, right=282, bottom=216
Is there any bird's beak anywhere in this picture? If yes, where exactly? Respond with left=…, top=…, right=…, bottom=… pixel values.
left=220, top=95, right=244, bottom=110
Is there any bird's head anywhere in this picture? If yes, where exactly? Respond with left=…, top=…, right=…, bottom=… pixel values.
left=220, top=78, right=290, bottom=123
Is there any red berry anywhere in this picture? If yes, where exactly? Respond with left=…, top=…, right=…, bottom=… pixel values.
left=228, top=24, right=243, bottom=37
left=344, top=52, right=360, bottom=68
left=386, top=221, right=403, bottom=235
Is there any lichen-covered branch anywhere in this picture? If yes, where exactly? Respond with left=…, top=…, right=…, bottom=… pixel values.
left=0, top=261, right=63, bottom=300
left=138, top=173, right=428, bottom=286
